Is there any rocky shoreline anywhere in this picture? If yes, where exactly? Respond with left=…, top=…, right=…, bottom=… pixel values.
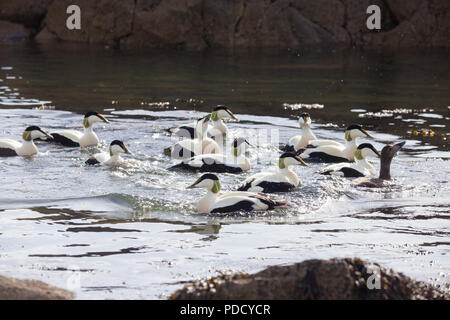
left=0, top=275, right=74, bottom=300
left=1, top=258, right=448, bottom=299
left=1, top=0, right=449, bottom=51
left=171, top=258, right=450, bottom=300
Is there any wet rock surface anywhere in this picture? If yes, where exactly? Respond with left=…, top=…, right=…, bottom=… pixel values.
left=0, top=0, right=448, bottom=50
left=0, top=275, right=75, bottom=300
left=170, top=258, right=450, bottom=300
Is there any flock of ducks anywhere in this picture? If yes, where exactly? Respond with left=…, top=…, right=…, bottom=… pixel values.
left=0, top=106, right=405, bottom=214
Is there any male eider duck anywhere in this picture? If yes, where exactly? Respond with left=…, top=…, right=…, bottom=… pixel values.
left=168, top=137, right=251, bottom=173
left=44, top=111, right=110, bottom=147
left=166, top=106, right=238, bottom=140
left=165, top=114, right=221, bottom=159
left=0, top=126, right=53, bottom=157
left=237, top=152, right=307, bottom=193
left=298, top=124, right=373, bottom=163
left=283, top=113, right=318, bottom=152
left=353, top=141, right=405, bottom=187
left=321, top=143, right=380, bottom=178
left=85, top=140, right=130, bottom=167
left=188, top=173, right=288, bottom=214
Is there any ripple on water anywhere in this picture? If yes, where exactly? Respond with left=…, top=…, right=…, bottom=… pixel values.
left=0, top=108, right=449, bottom=298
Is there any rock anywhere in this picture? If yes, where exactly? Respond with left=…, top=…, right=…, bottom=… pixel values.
left=0, top=0, right=52, bottom=28
left=170, top=258, right=450, bottom=300
left=41, top=0, right=135, bottom=46
left=120, top=0, right=206, bottom=51
left=0, top=20, right=30, bottom=41
left=0, top=275, right=75, bottom=300
left=4, top=0, right=450, bottom=50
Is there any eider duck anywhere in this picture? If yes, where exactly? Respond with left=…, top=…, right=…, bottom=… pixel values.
left=0, top=126, right=53, bottom=157
left=165, top=114, right=221, bottom=159
left=283, top=113, right=317, bottom=152
left=320, top=143, right=380, bottom=178
left=187, top=173, right=288, bottom=214
left=166, top=106, right=238, bottom=140
left=85, top=140, right=130, bottom=167
left=353, top=141, right=406, bottom=187
left=168, top=137, right=251, bottom=173
left=43, top=111, right=109, bottom=147
left=298, top=124, right=373, bottom=163
left=237, top=152, right=307, bottom=193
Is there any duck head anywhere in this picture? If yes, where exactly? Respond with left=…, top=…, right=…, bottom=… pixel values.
left=344, top=124, right=373, bottom=142
left=278, top=152, right=308, bottom=169
left=83, top=111, right=110, bottom=128
left=231, top=137, right=252, bottom=157
left=188, top=173, right=221, bottom=194
left=109, top=140, right=130, bottom=156
left=211, top=105, right=238, bottom=122
left=354, top=143, right=380, bottom=160
left=298, top=113, right=311, bottom=128
left=379, top=141, right=406, bottom=180
left=22, top=126, right=53, bottom=141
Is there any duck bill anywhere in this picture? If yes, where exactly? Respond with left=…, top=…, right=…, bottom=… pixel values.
left=301, top=116, right=311, bottom=125
left=392, top=141, right=406, bottom=153
left=361, top=128, right=373, bottom=139
left=360, top=128, right=373, bottom=138
left=295, top=155, right=308, bottom=166
left=40, top=129, right=53, bottom=139
left=121, top=144, right=130, bottom=154
left=226, top=109, right=238, bottom=120
left=97, top=114, right=110, bottom=124
left=374, top=149, right=381, bottom=158
left=187, top=178, right=201, bottom=189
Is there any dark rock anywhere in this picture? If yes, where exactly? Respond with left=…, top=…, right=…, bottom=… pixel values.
left=0, top=275, right=75, bottom=300
left=0, top=0, right=52, bottom=28
left=3, top=0, right=450, bottom=50
left=39, top=0, right=135, bottom=47
left=170, top=258, right=450, bottom=300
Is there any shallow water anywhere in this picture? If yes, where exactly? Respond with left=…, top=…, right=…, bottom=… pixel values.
left=0, top=44, right=449, bottom=299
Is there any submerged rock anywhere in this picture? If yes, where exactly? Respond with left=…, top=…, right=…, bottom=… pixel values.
left=0, top=20, right=30, bottom=41
left=0, top=275, right=74, bottom=300
left=170, top=258, right=449, bottom=300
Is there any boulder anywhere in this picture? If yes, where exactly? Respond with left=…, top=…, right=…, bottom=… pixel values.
left=0, top=275, right=74, bottom=300
left=170, top=258, right=450, bottom=300
left=0, top=0, right=52, bottom=28
left=41, top=0, right=135, bottom=46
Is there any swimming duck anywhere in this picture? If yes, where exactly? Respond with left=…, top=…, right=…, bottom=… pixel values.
left=283, top=113, right=317, bottom=152
left=168, top=137, right=251, bottom=173
left=353, top=141, right=406, bottom=187
left=165, top=114, right=221, bottom=159
left=0, top=126, right=53, bottom=157
left=187, top=173, right=288, bottom=214
left=166, top=106, right=238, bottom=140
left=298, top=124, right=373, bottom=163
left=320, top=143, right=380, bottom=177
left=85, top=140, right=130, bottom=167
left=237, top=152, right=307, bottom=193
left=43, top=111, right=110, bottom=147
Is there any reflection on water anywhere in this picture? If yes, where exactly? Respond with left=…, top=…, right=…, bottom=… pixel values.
left=0, top=43, right=449, bottom=299
left=0, top=43, right=448, bottom=150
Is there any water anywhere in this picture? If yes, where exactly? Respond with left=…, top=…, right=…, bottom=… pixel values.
left=0, top=43, right=449, bottom=299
